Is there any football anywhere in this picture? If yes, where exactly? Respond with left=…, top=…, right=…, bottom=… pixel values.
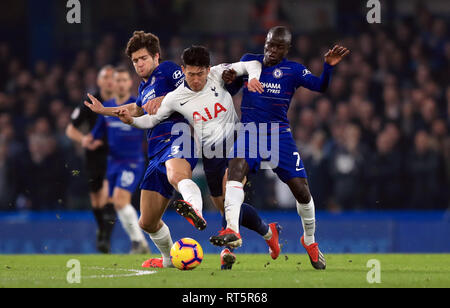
left=170, top=238, right=204, bottom=270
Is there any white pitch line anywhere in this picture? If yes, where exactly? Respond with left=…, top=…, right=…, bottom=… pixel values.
left=83, top=267, right=157, bottom=279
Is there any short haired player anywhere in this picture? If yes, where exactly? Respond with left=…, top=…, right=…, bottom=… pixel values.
left=66, top=65, right=117, bottom=253
left=86, top=67, right=150, bottom=254
left=85, top=31, right=203, bottom=268
left=213, top=26, right=350, bottom=270
left=116, top=45, right=283, bottom=270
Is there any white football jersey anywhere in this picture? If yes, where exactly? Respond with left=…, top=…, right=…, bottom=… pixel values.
left=132, top=61, right=261, bottom=149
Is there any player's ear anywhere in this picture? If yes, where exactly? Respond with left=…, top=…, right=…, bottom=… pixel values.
left=153, top=53, right=160, bottom=63
left=181, top=66, right=185, bottom=74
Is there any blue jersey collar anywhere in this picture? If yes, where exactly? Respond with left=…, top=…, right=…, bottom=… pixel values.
left=264, top=57, right=287, bottom=68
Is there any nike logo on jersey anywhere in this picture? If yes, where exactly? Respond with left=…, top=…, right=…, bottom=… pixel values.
left=180, top=101, right=190, bottom=106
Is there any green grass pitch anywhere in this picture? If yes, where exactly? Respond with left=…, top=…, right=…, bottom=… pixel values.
left=0, top=254, right=449, bottom=288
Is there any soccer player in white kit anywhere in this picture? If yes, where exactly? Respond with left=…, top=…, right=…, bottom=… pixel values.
left=116, top=46, right=283, bottom=269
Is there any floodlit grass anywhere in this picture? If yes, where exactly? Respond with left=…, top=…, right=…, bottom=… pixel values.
left=0, top=254, right=449, bottom=288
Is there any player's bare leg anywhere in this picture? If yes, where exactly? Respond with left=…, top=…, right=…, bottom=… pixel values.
left=287, top=177, right=326, bottom=270
left=166, top=158, right=206, bottom=230
left=90, top=180, right=109, bottom=210
left=113, top=187, right=149, bottom=254
left=139, top=189, right=174, bottom=268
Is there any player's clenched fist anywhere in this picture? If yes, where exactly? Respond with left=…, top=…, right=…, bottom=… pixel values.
left=222, top=69, right=237, bottom=85
left=222, top=69, right=264, bottom=94
left=114, top=108, right=133, bottom=125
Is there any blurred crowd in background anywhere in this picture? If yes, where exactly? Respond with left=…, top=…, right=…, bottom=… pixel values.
left=0, top=0, right=449, bottom=212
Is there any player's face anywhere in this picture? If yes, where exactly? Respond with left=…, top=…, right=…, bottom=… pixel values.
left=97, top=68, right=115, bottom=94
left=264, top=38, right=290, bottom=67
left=114, top=72, right=132, bottom=97
left=182, top=65, right=210, bottom=92
left=131, top=48, right=159, bottom=80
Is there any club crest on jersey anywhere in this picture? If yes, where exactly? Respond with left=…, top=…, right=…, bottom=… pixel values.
left=273, top=68, right=283, bottom=79
left=211, top=86, right=219, bottom=97
left=193, top=103, right=227, bottom=123
left=150, top=76, right=156, bottom=86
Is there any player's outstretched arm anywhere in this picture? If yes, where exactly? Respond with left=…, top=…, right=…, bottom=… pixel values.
left=84, top=93, right=144, bottom=117
left=115, top=108, right=156, bottom=129
left=84, top=93, right=113, bottom=116
left=298, top=45, right=349, bottom=93
left=115, top=95, right=174, bottom=129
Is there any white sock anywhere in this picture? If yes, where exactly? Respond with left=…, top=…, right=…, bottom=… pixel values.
left=263, top=227, right=273, bottom=240
left=224, top=181, right=244, bottom=233
left=148, top=223, right=174, bottom=268
left=296, top=198, right=316, bottom=246
left=177, top=179, right=203, bottom=214
left=117, top=204, right=146, bottom=243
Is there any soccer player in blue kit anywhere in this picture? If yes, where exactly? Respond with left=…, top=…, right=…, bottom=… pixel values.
left=211, top=26, right=350, bottom=270
left=88, top=66, right=150, bottom=254
left=85, top=31, right=203, bottom=268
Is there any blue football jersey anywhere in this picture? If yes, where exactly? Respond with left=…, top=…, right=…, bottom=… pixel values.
left=239, top=54, right=333, bottom=129
left=135, top=61, right=187, bottom=159
left=91, top=96, right=144, bottom=162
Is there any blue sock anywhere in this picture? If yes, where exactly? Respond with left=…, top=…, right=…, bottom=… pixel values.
left=221, top=202, right=270, bottom=238
left=240, top=203, right=270, bottom=237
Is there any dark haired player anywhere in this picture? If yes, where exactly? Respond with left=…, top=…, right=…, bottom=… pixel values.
left=116, top=45, right=283, bottom=270
left=66, top=65, right=117, bottom=254
left=85, top=31, right=202, bottom=268
left=87, top=67, right=150, bottom=254
left=213, top=26, right=350, bottom=270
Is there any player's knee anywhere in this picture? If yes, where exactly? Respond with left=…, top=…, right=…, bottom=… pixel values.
left=112, top=193, right=130, bottom=210
left=295, top=187, right=311, bottom=204
left=167, top=172, right=183, bottom=189
left=291, top=180, right=311, bottom=204
left=227, top=159, right=248, bottom=182
left=113, top=202, right=125, bottom=211
left=139, top=218, right=158, bottom=234
left=166, top=159, right=192, bottom=188
left=138, top=219, right=147, bottom=232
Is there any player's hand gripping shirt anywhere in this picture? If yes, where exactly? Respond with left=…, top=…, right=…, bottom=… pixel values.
left=131, top=61, right=261, bottom=149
